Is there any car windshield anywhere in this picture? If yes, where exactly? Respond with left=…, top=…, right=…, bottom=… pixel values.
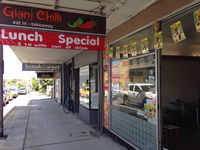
left=19, top=88, right=26, bottom=90
left=10, top=88, right=17, bottom=91
left=140, top=85, right=154, bottom=92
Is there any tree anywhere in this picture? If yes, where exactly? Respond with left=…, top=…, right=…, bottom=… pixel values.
left=31, top=78, right=53, bottom=93
left=31, top=77, right=39, bottom=91
left=6, top=79, right=27, bottom=88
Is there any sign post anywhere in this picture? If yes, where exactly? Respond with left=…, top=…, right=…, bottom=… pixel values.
left=0, top=45, right=3, bottom=137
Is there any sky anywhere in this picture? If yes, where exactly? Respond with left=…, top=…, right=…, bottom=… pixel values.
left=3, top=45, right=36, bottom=81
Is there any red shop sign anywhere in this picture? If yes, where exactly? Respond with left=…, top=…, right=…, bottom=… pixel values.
left=0, top=3, right=106, bottom=35
left=0, top=27, right=105, bottom=51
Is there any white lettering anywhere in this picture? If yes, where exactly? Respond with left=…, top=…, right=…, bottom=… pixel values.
left=1, top=29, right=8, bottom=39
left=27, top=34, right=34, bottom=41
left=1, top=29, right=43, bottom=42
left=86, top=36, right=89, bottom=45
left=9, top=32, right=17, bottom=40
left=18, top=33, right=27, bottom=41
left=81, top=39, right=86, bottom=45
left=57, top=34, right=101, bottom=48
left=58, top=34, right=65, bottom=43
left=66, top=37, right=73, bottom=46
left=90, top=39, right=96, bottom=45
left=74, top=38, right=80, bottom=45
left=35, top=32, right=43, bottom=42
left=97, top=37, right=99, bottom=46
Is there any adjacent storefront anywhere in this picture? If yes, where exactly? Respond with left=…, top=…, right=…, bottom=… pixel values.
left=104, top=26, right=159, bottom=150
left=74, top=51, right=100, bottom=126
left=160, top=4, right=200, bottom=150
left=104, top=2, right=200, bottom=150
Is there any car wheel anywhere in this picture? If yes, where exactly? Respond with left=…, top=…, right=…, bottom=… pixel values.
left=123, top=95, right=129, bottom=106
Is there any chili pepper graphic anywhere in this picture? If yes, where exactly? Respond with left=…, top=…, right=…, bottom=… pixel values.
left=77, top=20, right=97, bottom=29
left=67, top=18, right=97, bottom=29
left=67, top=18, right=84, bottom=28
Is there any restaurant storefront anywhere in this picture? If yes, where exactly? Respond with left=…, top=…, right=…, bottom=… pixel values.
left=104, top=25, right=159, bottom=150
left=103, top=1, right=200, bottom=150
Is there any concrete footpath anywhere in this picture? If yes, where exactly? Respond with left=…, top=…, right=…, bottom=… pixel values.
left=0, top=97, right=127, bottom=150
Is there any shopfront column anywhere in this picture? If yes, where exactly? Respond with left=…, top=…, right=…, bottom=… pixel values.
left=0, top=45, right=3, bottom=137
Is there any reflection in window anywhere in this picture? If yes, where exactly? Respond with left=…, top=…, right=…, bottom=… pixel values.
left=90, top=64, right=99, bottom=109
left=79, top=64, right=99, bottom=109
left=111, top=55, right=156, bottom=112
left=110, top=53, right=157, bottom=150
left=79, top=66, right=90, bottom=108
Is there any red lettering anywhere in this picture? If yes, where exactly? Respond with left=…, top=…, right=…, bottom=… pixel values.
left=36, top=10, right=45, bottom=21
left=3, top=6, right=14, bottom=18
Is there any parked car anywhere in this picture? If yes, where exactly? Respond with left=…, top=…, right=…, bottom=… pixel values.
left=120, top=83, right=155, bottom=107
left=6, top=88, right=13, bottom=101
left=10, top=87, right=19, bottom=98
left=18, top=87, right=27, bottom=95
left=3, top=89, right=9, bottom=106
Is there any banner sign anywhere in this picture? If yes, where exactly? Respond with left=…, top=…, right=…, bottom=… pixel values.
left=37, top=72, right=54, bottom=78
left=22, top=63, right=61, bottom=71
left=0, top=27, right=105, bottom=51
left=170, top=21, right=186, bottom=43
left=0, top=3, right=106, bottom=35
left=194, top=9, right=200, bottom=32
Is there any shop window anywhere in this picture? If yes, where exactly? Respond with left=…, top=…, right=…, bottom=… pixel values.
left=90, top=64, right=99, bottom=109
left=110, top=53, right=157, bottom=150
left=80, top=66, right=90, bottom=109
left=79, top=64, right=99, bottom=109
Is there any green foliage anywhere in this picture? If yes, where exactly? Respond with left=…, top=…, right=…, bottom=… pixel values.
left=31, top=77, right=53, bottom=93
left=6, top=79, right=27, bottom=88
left=31, top=77, right=39, bottom=91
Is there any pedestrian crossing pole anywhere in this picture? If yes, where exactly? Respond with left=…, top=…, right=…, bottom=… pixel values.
left=0, top=45, right=3, bottom=137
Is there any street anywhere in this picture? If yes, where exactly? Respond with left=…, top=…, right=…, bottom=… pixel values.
left=3, top=92, right=49, bottom=117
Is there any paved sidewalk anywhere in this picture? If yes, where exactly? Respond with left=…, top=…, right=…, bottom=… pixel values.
left=0, top=98, right=127, bottom=150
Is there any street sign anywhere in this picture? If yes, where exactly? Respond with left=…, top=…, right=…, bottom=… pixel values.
left=22, top=63, right=61, bottom=71
left=37, top=72, right=54, bottom=78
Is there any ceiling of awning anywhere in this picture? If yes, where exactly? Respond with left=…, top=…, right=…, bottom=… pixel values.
left=10, top=46, right=82, bottom=64
left=2, top=0, right=157, bottom=64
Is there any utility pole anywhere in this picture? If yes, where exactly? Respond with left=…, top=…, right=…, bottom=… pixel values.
left=0, top=45, right=4, bottom=137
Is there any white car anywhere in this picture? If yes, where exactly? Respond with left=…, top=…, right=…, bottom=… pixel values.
left=10, top=87, right=19, bottom=98
left=18, top=87, right=27, bottom=95
left=120, top=83, right=155, bottom=106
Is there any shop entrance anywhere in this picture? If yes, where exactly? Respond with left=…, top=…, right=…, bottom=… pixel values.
left=0, top=3, right=106, bottom=137
left=161, top=56, right=200, bottom=150
left=159, top=5, right=200, bottom=150
left=79, top=63, right=99, bottom=127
